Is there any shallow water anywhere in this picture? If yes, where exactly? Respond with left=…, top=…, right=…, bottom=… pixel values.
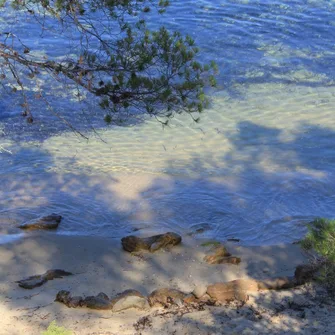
left=1, top=1, right=335, bottom=245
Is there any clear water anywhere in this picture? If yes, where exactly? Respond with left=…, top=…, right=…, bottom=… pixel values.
left=1, top=0, right=335, bottom=245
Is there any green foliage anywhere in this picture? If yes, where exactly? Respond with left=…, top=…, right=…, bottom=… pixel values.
left=1, top=0, right=218, bottom=125
left=41, top=321, right=73, bottom=335
left=301, top=218, right=335, bottom=291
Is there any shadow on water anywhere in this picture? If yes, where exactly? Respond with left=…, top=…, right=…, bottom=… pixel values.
left=2, top=0, right=335, bottom=139
left=0, top=120, right=335, bottom=333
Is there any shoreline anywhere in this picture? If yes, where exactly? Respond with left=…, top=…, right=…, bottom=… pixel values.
left=0, top=234, right=333, bottom=334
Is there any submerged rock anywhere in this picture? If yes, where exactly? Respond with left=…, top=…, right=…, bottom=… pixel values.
left=203, top=244, right=241, bottom=265
left=18, top=213, right=62, bottom=230
left=17, top=269, right=73, bottom=289
left=121, top=232, right=182, bottom=252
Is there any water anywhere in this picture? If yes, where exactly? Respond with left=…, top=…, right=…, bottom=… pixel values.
left=1, top=0, right=335, bottom=245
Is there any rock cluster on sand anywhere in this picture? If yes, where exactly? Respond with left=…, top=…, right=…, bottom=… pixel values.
left=55, top=262, right=319, bottom=313
left=18, top=213, right=62, bottom=230
left=55, top=289, right=150, bottom=312
left=16, top=269, right=73, bottom=289
left=121, top=232, right=182, bottom=252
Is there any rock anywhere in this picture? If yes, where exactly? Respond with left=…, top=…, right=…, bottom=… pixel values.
left=203, top=245, right=241, bottom=265
left=183, top=294, right=199, bottom=304
left=121, top=232, right=182, bottom=252
left=56, top=289, right=149, bottom=311
left=204, top=245, right=231, bottom=263
left=17, top=269, right=73, bottom=289
left=192, top=285, right=207, bottom=299
left=17, top=275, right=48, bottom=289
left=258, top=276, right=296, bottom=290
left=207, top=284, right=249, bottom=303
left=111, top=290, right=149, bottom=312
left=209, top=256, right=242, bottom=265
left=56, top=291, right=112, bottom=309
left=82, top=292, right=112, bottom=310
left=148, top=288, right=187, bottom=307
left=55, top=290, right=83, bottom=308
left=206, top=280, right=258, bottom=303
left=18, top=213, right=62, bottom=230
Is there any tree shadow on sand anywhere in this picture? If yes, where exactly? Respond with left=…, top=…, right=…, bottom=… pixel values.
left=0, top=120, right=335, bottom=334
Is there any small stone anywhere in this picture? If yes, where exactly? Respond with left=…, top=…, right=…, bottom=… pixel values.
left=192, top=285, right=207, bottom=299
left=18, top=213, right=62, bottom=230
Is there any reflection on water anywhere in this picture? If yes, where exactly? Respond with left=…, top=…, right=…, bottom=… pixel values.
left=1, top=1, right=335, bottom=245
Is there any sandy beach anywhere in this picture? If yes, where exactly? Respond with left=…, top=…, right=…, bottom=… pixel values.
left=0, top=233, right=334, bottom=335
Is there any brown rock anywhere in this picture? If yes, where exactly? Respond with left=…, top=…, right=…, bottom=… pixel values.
left=206, top=279, right=258, bottom=302
left=148, top=288, right=187, bottom=307
left=18, top=213, right=62, bottom=230
left=206, top=283, right=249, bottom=303
left=183, top=294, right=199, bottom=304
left=17, top=269, right=73, bottom=289
left=203, top=245, right=242, bottom=265
left=121, top=232, right=182, bottom=253
left=258, top=276, right=296, bottom=290
left=205, top=255, right=241, bottom=265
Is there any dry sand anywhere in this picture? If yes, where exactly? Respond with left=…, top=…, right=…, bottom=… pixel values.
left=0, top=233, right=334, bottom=335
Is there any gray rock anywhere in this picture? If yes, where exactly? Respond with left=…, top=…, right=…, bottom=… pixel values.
left=82, top=292, right=112, bottom=310
left=192, top=285, right=207, bottom=299
left=17, top=269, right=73, bottom=289
left=18, top=213, right=62, bottom=230
left=111, top=290, right=149, bottom=312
